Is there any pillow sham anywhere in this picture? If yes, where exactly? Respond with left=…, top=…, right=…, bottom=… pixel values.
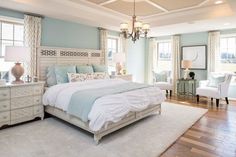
left=76, top=65, right=94, bottom=74
left=92, top=65, right=107, bottom=72
left=46, top=65, right=57, bottom=87
left=155, top=72, right=168, bottom=82
left=55, top=65, right=76, bottom=84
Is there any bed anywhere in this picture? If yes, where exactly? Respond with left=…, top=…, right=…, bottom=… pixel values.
left=38, top=46, right=165, bottom=144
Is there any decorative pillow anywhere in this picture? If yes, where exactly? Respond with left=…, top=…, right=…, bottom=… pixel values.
left=67, top=72, right=109, bottom=82
left=92, top=65, right=107, bottom=72
left=68, top=73, right=87, bottom=82
left=207, top=75, right=225, bottom=87
left=76, top=65, right=94, bottom=74
left=55, top=65, right=76, bottom=84
left=155, top=72, right=167, bottom=82
left=46, top=65, right=57, bottom=87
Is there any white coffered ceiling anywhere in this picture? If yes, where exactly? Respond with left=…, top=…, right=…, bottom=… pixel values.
left=0, top=0, right=236, bottom=36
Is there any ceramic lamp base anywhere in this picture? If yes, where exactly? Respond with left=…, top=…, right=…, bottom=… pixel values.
left=11, top=63, right=24, bottom=84
left=116, top=63, right=122, bottom=75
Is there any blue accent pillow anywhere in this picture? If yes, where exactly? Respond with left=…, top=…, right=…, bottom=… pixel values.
left=55, top=65, right=76, bottom=84
left=155, top=72, right=167, bottom=82
left=92, top=65, right=107, bottom=72
left=46, top=65, right=57, bottom=87
left=76, top=65, right=94, bottom=74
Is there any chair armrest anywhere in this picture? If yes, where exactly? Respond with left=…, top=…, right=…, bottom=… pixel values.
left=167, top=77, right=172, bottom=84
left=218, top=81, right=230, bottom=97
left=199, top=80, right=209, bottom=87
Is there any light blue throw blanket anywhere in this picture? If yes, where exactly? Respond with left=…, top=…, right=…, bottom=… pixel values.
left=67, top=82, right=150, bottom=122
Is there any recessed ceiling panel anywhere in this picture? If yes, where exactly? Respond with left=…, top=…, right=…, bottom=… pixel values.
left=150, top=0, right=205, bottom=11
left=104, top=0, right=163, bottom=16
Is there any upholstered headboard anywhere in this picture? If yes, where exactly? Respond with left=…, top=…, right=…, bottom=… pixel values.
left=37, top=46, right=104, bottom=82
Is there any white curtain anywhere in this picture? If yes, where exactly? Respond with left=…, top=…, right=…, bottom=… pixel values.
left=171, top=35, right=181, bottom=93
left=99, top=28, right=108, bottom=66
left=146, top=38, right=157, bottom=84
left=208, top=31, right=220, bottom=77
left=119, top=34, right=127, bottom=68
left=24, top=15, right=42, bottom=77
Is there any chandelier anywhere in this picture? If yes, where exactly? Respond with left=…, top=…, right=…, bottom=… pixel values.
left=120, top=0, right=150, bottom=43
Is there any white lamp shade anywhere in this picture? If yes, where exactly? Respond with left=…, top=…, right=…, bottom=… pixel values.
left=134, top=21, right=143, bottom=28
left=181, top=60, right=192, bottom=69
left=114, top=53, right=125, bottom=63
left=4, top=46, right=30, bottom=62
left=142, top=23, right=150, bottom=30
left=120, top=23, right=128, bottom=30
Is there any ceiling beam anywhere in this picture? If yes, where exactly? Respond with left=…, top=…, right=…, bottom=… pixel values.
left=198, top=0, right=210, bottom=7
left=100, top=0, right=118, bottom=6
left=145, top=0, right=169, bottom=12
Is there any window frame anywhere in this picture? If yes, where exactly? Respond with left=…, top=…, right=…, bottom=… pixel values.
left=156, top=39, right=172, bottom=61
left=0, top=16, right=24, bottom=57
left=219, top=34, right=236, bottom=64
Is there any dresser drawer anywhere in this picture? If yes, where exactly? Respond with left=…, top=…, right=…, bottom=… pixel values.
left=0, top=100, right=10, bottom=112
left=0, top=88, right=10, bottom=100
left=0, top=111, right=10, bottom=123
left=34, top=96, right=42, bottom=105
left=11, top=97, right=34, bottom=109
left=11, top=86, right=33, bottom=98
left=11, top=107, right=33, bottom=120
left=33, top=85, right=43, bottom=95
left=34, top=105, right=44, bottom=115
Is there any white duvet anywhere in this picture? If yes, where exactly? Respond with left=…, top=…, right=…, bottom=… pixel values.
left=43, top=79, right=166, bottom=131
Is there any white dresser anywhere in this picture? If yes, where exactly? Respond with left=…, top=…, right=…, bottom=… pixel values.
left=111, top=74, right=133, bottom=81
left=0, top=82, right=44, bottom=127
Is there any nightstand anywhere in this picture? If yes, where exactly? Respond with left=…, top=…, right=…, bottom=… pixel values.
left=111, top=74, right=133, bottom=81
left=0, top=81, right=45, bottom=128
left=177, top=79, right=196, bottom=96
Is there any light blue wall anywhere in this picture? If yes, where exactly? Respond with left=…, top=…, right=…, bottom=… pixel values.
left=127, top=38, right=146, bottom=83
left=41, top=17, right=99, bottom=49
left=180, top=32, right=208, bottom=82
left=0, top=7, right=24, bottom=19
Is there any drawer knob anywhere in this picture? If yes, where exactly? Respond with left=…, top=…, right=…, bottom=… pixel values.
left=3, top=116, right=7, bottom=119
left=2, top=94, right=7, bottom=96
left=36, top=100, right=39, bottom=102
left=3, top=105, right=7, bottom=108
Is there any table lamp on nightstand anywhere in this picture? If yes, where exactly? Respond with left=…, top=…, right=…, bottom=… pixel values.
left=114, top=53, right=125, bottom=75
left=4, top=46, right=30, bottom=84
left=181, top=60, right=192, bottom=80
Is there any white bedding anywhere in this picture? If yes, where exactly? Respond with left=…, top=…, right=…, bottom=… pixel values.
left=43, top=79, right=166, bottom=131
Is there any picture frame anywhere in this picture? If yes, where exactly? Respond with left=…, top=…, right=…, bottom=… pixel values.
left=181, top=45, right=207, bottom=70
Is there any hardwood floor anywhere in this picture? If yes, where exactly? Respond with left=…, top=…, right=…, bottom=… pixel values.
left=161, top=95, right=236, bottom=157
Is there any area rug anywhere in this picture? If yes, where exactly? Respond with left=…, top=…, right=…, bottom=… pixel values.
left=0, top=102, right=207, bottom=157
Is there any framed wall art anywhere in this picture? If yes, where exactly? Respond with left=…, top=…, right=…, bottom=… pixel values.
left=181, top=45, right=207, bottom=70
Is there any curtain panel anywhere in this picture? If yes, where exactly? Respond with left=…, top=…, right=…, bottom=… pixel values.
left=24, top=15, right=42, bottom=77
left=119, top=34, right=127, bottom=68
left=171, top=35, right=181, bottom=93
left=146, top=38, right=157, bottom=84
left=207, top=31, right=220, bottom=77
left=99, top=28, right=108, bottom=66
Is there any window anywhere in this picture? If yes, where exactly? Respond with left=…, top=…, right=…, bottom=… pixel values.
left=107, top=36, right=119, bottom=74
left=156, top=41, right=172, bottom=72
left=0, top=18, right=24, bottom=82
left=216, top=35, right=236, bottom=83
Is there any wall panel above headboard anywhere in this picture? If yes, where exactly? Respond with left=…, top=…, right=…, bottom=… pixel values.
left=37, top=46, right=103, bottom=81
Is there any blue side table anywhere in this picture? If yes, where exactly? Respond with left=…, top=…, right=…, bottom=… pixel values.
left=177, top=79, right=196, bottom=96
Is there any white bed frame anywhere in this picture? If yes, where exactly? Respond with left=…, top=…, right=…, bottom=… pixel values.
left=37, top=46, right=162, bottom=144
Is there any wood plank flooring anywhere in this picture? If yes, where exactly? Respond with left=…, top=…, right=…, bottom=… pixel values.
left=161, top=95, right=236, bottom=157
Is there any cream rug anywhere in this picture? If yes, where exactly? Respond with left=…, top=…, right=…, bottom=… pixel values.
left=0, top=102, right=207, bottom=157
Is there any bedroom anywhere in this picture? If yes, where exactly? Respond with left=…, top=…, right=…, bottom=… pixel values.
left=0, top=0, right=236, bottom=157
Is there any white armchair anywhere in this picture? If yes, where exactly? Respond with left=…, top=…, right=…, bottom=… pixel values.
left=196, top=73, right=232, bottom=107
left=153, top=71, right=173, bottom=97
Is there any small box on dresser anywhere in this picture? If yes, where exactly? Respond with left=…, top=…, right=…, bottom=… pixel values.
left=0, top=82, right=44, bottom=127
left=111, top=74, right=133, bottom=81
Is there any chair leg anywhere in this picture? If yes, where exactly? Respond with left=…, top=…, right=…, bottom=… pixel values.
left=166, top=90, right=168, bottom=94
left=197, top=95, right=199, bottom=103
left=211, top=98, right=213, bottom=101
left=216, top=99, right=219, bottom=107
left=170, top=90, right=172, bottom=97
left=225, top=97, right=229, bottom=104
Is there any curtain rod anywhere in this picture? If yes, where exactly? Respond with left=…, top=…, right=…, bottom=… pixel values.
left=24, top=12, right=44, bottom=19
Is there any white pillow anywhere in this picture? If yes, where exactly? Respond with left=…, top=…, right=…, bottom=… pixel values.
left=67, top=72, right=109, bottom=82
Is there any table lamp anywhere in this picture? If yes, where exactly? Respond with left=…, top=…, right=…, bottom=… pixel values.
left=4, top=46, right=30, bottom=84
left=114, top=53, right=125, bottom=75
left=181, top=60, right=192, bottom=79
